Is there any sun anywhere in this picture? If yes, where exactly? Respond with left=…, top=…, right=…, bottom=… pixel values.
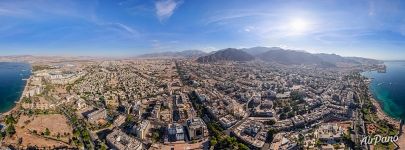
left=290, top=18, right=309, bottom=33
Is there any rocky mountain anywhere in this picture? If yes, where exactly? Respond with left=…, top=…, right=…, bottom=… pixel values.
left=138, top=50, right=207, bottom=58
left=257, top=49, right=336, bottom=67
left=346, top=57, right=383, bottom=65
left=196, top=47, right=381, bottom=67
left=315, top=53, right=360, bottom=64
left=241, top=46, right=284, bottom=55
left=196, top=48, right=255, bottom=63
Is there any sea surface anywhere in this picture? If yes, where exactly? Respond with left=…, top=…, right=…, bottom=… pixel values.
left=0, top=62, right=31, bottom=113
left=362, top=61, right=405, bottom=120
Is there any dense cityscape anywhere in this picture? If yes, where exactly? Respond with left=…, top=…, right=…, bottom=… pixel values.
left=0, top=50, right=402, bottom=149
left=1, top=0, right=405, bottom=150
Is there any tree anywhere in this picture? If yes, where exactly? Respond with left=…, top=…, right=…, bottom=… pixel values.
left=210, top=137, right=218, bottom=147
left=315, top=139, right=323, bottom=147
left=152, top=131, right=160, bottom=142
left=100, top=142, right=108, bottom=150
left=298, top=134, right=305, bottom=147
left=290, top=90, right=305, bottom=101
left=267, top=128, right=276, bottom=143
left=23, top=97, right=32, bottom=103
left=5, top=115, right=16, bottom=125
left=238, top=143, right=249, bottom=150
left=44, top=128, right=51, bottom=136
left=265, top=120, right=276, bottom=125
left=6, top=124, right=16, bottom=136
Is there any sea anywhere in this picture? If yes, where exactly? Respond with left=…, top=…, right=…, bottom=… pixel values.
left=362, top=61, right=405, bottom=121
left=0, top=62, right=31, bottom=113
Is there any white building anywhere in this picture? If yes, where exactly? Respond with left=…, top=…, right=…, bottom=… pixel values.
left=106, top=130, right=143, bottom=150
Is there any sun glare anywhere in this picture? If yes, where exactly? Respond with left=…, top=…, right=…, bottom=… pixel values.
left=290, top=18, right=309, bottom=33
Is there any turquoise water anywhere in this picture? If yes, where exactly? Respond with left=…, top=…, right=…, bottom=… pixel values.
left=0, top=62, right=31, bottom=113
left=362, top=61, right=405, bottom=120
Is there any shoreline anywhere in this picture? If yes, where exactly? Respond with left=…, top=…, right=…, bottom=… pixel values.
left=364, top=75, right=401, bottom=126
left=364, top=76, right=404, bottom=148
left=1, top=74, right=32, bottom=117
left=369, top=96, right=400, bottom=128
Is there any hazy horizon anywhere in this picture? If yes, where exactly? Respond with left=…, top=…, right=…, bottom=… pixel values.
left=1, top=0, right=405, bottom=60
left=1, top=46, right=404, bottom=61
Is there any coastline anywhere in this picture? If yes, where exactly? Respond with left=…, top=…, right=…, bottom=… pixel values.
left=363, top=74, right=401, bottom=126
left=369, top=96, right=400, bottom=128
left=365, top=76, right=405, bottom=148
left=1, top=75, right=32, bottom=117
left=399, top=125, right=405, bottom=149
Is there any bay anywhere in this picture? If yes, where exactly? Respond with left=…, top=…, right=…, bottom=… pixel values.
left=362, top=61, right=405, bottom=120
left=0, top=62, right=31, bottom=113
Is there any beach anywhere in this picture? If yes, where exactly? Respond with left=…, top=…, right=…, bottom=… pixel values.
left=399, top=125, right=405, bottom=149
left=365, top=71, right=404, bottom=149
left=1, top=75, right=32, bottom=117
left=368, top=90, right=405, bottom=149
left=370, top=96, right=401, bottom=129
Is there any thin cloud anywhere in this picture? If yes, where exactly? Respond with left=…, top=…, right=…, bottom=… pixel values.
left=203, top=9, right=276, bottom=25
left=154, top=0, right=183, bottom=22
left=0, top=7, right=31, bottom=17
left=94, top=22, right=140, bottom=39
left=113, top=23, right=138, bottom=35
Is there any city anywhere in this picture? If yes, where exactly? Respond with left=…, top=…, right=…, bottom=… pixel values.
left=1, top=0, right=405, bottom=150
left=0, top=50, right=403, bottom=149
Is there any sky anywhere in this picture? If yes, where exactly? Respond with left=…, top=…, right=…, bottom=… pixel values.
left=1, top=0, right=405, bottom=60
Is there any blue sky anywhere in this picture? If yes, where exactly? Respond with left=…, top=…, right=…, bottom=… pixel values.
left=0, top=0, right=405, bottom=60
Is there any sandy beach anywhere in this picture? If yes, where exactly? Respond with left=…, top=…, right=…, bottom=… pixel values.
left=369, top=95, right=404, bottom=149
left=398, top=125, right=405, bottom=149
left=370, top=97, right=401, bottom=129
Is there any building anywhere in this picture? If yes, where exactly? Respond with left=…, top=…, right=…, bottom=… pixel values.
left=114, top=115, right=126, bottom=127
left=25, top=86, right=44, bottom=97
left=243, top=123, right=261, bottom=137
left=85, top=109, right=107, bottom=124
left=76, top=98, right=87, bottom=110
left=186, top=118, right=208, bottom=141
left=219, top=115, right=238, bottom=128
left=106, top=97, right=119, bottom=108
left=135, top=120, right=150, bottom=140
left=254, top=108, right=275, bottom=117
left=106, top=129, right=143, bottom=150
left=151, top=103, right=161, bottom=120
left=168, top=123, right=185, bottom=142
left=315, top=123, right=344, bottom=144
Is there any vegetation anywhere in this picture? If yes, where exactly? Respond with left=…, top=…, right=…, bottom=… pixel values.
left=151, top=127, right=164, bottom=142
left=32, top=65, right=52, bottom=72
left=44, top=128, right=51, bottom=136
left=22, top=97, right=32, bottom=103
left=5, top=124, right=16, bottom=136
left=290, top=90, right=305, bottom=101
left=267, top=128, right=277, bottom=143
left=4, top=115, right=17, bottom=137
left=60, top=105, right=93, bottom=149
left=5, top=115, right=16, bottom=125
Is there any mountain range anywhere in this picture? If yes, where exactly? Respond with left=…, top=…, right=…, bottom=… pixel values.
left=196, top=48, right=255, bottom=63
left=137, top=50, right=207, bottom=58
left=137, top=47, right=382, bottom=67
